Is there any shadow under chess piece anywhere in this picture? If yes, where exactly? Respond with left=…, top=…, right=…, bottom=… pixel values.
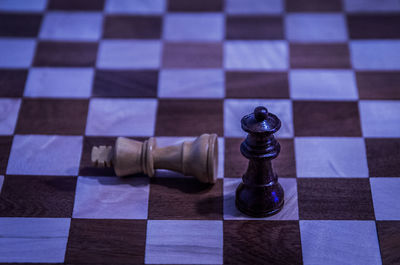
left=236, top=106, right=284, bottom=217
left=91, top=134, right=218, bottom=184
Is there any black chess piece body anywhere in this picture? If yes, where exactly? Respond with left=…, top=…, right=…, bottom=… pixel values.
left=235, top=106, right=284, bottom=217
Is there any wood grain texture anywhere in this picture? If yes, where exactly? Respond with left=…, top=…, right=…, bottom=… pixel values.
left=34, top=42, right=98, bottom=67
left=48, top=0, right=105, bottom=10
left=275, top=139, right=297, bottom=179
left=295, top=137, right=368, bottom=178
left=224, top=138, right=247, bottom=178
left=0, top=136, right=12, bottom=175
left=158, top=69, right=224, bottom=98
left=149, top=176, right=222, bottom=219
left=0, top=218, right=71, bottom=263
left=0, top=2, right=398, bottom=264
left=15, top=99, right=89, bottom=135
left=300, top=220, right=381, bottom=265
left=290, top=43, right=351, bottom=69
left=226, top=71, right=289, bottom=98
left=0, top=70, right=27, bottom=97
left=376, top=221, right=400, bottom=265
left=72, top=176, right=149, bottom=219
left=286, top=0, right=342, bottom=11
left=93, top=70, right=158, bottom=98
left=356, top=71, right=400, bottom=100
left=0, top=14, right=42, bottom=37
left=298, top=178, right=375, bottom=220
left=104, top=16, right=162, bottom=39
left=0, top=263, right=61, bottom=265
left=225, top=138, right=296, bottom=178
left=226, top=16, right=283, bottom=40
left=224, top=220, right=302, bottom=265
left=0, top=175, right=76, bottom=217
left=155, top=99, right=223, bottom=136
left=162, top=43, right=223, bottom=68
left=293, top=101, right=362, bottom=136
left=348, top=15, right=400, bottom=39
left=146, top=220, right=223, bottom=264
left=65, top=219, right=146, bottom=264
left=6, top=135, right=83, bottom=176
left=168, top=0, right=223, bottom=12
left=366, top=138, right=400, bottom=178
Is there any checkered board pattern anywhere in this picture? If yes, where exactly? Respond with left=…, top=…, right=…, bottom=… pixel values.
left=0, top=0, right=400, bottom=264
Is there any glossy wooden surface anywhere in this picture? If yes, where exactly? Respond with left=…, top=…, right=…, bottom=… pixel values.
left=236, top=106, right=285, bottom=217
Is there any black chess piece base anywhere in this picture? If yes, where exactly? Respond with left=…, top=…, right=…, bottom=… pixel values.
left=236, top=181, right=284, bottom=217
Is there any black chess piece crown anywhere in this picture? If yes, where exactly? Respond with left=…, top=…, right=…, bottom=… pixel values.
left=235, top=106, right=285, bottom=217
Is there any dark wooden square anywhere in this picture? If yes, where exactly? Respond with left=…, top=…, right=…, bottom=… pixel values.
left=0, top=175, right=76, bottom=217
left=34, top=42, right=98, bottom=67
left=297, top=178, right=375, bottom=220
left=290, top=43, right=351, bottom=69
left=225, top=71, right=289, bottom=98
left=148, top=176, right=222, bottom=220
left=376, top=221, right=400, bottom=265
left=162, top=43, right=222, bottom=68
left=286, top=0, right=342, bottom=12
left=348, top=15, right=400, bottom=39
left=93, top=70, right=158, bottom=98
left=0, top=136, right=13, bottom=175
left=15, top=99, right=89, bottom=135
left=48, top=0, right=105, bottom=10
left=0, top=70, right=27, bottom=97
left=103, top=16, right=162, bottom=39
left=226, top=16, right=284, bottom=40
left=168, top=0, right=223, bottom=12
left=224, top=221, right=302, bottom=265
left=225, top=138, right=296, bottom=178
left=0, top=14, right=42, bottom=37
left=155, top=99, right=223, bottom=136
left=356, top=71, right=400, bottom=100
left=366, top=138, right=400, bottom=178
left=293, top=101, right=362, bottom=136
left=65, top=219, right=146, bottom=264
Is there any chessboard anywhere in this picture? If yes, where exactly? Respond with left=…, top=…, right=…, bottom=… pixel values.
left=0, top=0, right=400, bottom=264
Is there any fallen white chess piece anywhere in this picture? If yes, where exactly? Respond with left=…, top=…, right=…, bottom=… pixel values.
left=91, top=134, right=218, bottom=184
